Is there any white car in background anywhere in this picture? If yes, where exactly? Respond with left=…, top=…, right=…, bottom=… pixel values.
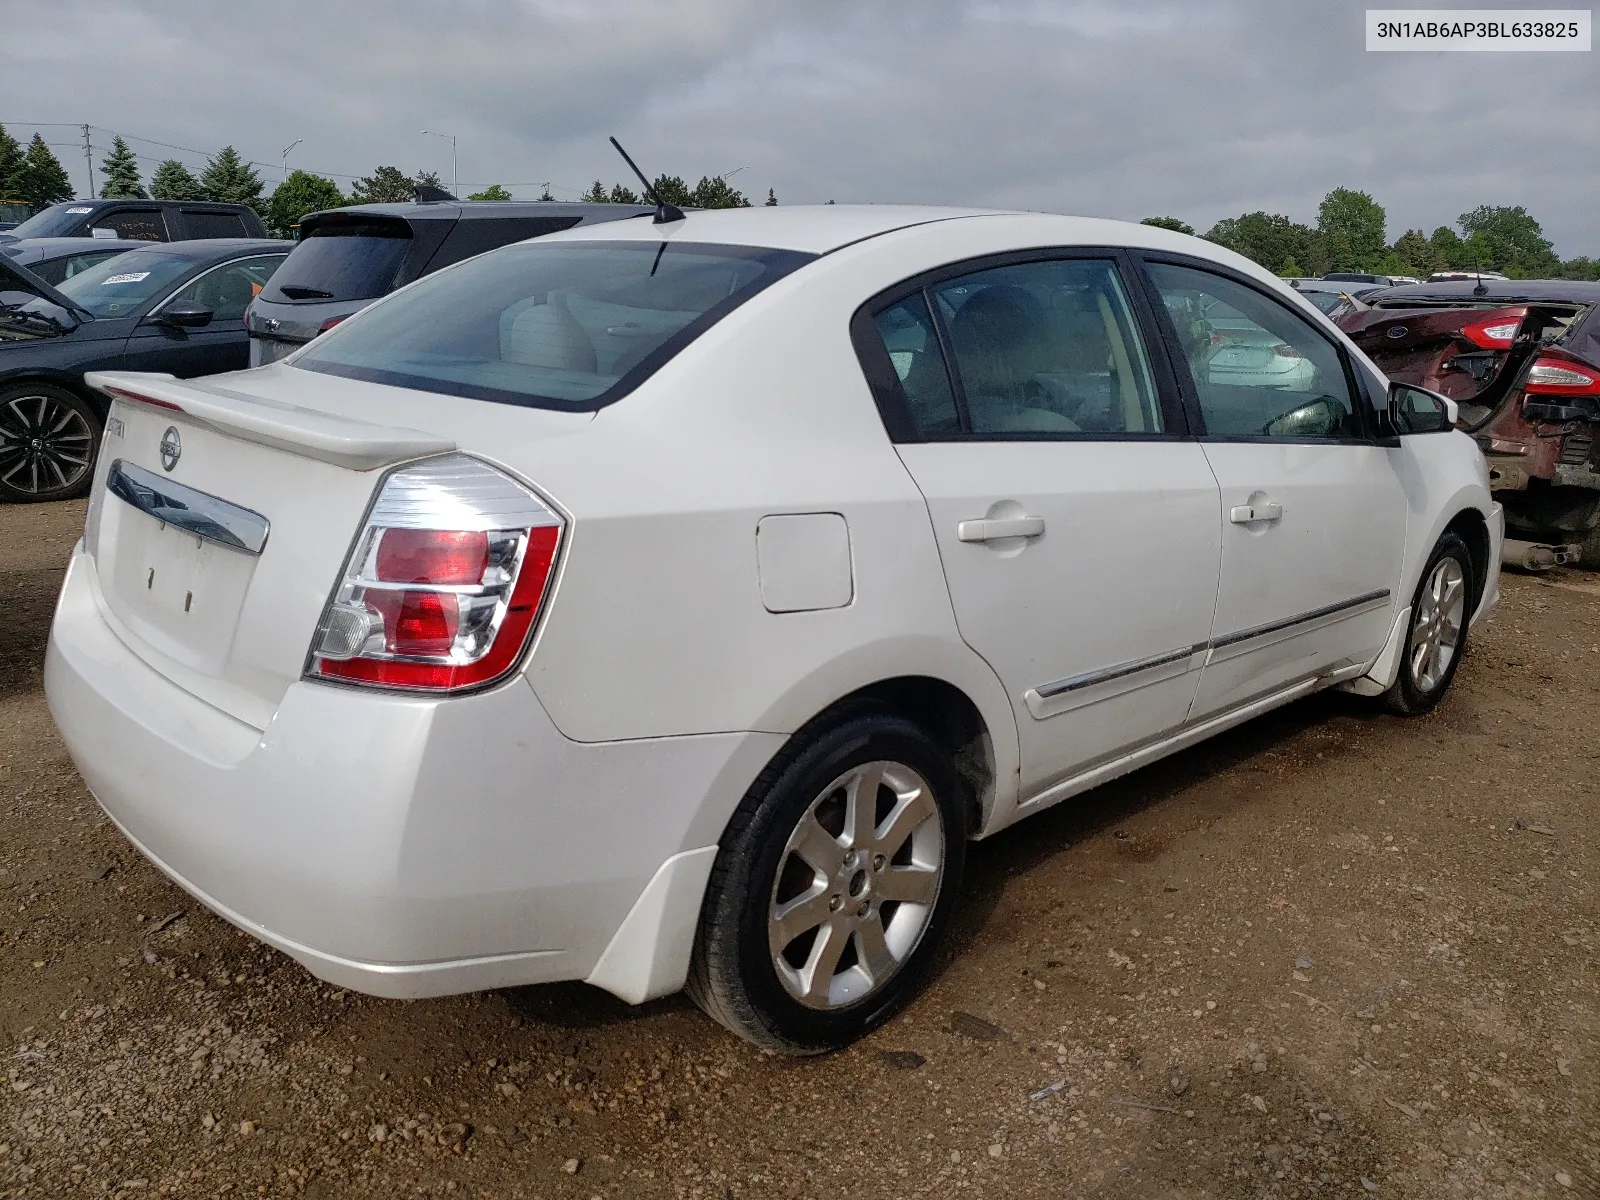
left=47, top=207, right=1500, bottom=1053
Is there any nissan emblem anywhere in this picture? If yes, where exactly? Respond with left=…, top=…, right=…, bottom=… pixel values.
left=160, top=426, right=182, bottom=472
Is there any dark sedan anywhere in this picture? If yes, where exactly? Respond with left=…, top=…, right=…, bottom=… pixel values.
left=0, top=238, right=288, bottom=502
left=1, top=237, right=145, bottom=285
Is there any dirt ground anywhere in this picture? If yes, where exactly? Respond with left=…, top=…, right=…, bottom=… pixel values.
left=2, top=499, right=1596, bottom=1200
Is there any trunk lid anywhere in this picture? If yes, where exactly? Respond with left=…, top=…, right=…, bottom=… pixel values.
left=82, top=366, right=591, bottom=729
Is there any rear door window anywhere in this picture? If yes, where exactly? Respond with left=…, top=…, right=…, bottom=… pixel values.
left=179, top=210, right=250, bottom=239
left=89, top=208, right=169, bottom=241
left=30, top=248, right=129, bottom=286
left=163, top=255, right=286, bottom=322
left=426, top=216, right=585, bottom=271
left=258, top=221, right=412, bottom=303
left=296, top=240, right=812, bottom=410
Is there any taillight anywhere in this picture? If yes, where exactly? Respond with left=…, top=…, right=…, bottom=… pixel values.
left=1524, top=353, right=1600, bottom=396
left=1460, top=317, right=1521, bottom=349
left=307, top=455, right=563, bottom=692
left=317, top=315, right=347, bottom=334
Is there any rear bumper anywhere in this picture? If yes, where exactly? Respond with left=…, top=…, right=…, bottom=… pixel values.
left=46, top=544, right=778, bottom=1000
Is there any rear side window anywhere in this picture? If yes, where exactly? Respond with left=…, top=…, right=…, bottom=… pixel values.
left=29, top=248, right=127, bottom=286
left=90, top=208, right=168, bottom=241
left=259, top=221, right=412, bottom=303
left=427, top=216, right=584, bottom=271
left=181, top=210, right=249, bottom=239
left=296, top=240, right=813, bottom=410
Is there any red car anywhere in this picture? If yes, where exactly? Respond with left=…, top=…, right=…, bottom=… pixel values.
left=1337, top=280, right=1600, bottom=566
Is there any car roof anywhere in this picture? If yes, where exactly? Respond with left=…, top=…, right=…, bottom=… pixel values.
left=2, top=236, right=144, bottom=259
left=1373, top=279, right=1600, bottom=304
left=106, top=237, right=291, bottom=260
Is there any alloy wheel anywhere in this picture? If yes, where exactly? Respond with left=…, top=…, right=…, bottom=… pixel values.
left=0, top=393, right=95, bottom=498
left=1409, top=556, right=1466, bottom=693
left=767, top=759, right=945, bottom=1010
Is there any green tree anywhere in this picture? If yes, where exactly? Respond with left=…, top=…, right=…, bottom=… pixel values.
left=1555, top=256, right=1600, bottom=281
left=764, top=188, right=778, bottom=206
left=1457, top=205, right=1557, bottom=275
left=0, top=124, right=29, bottom=201
left=149, top=158, right=206, bottom=200
left=467, top=183, right=512, bottom=201
left=268, top=170, right=344, bottom=236
left=1375, top=251, right=1415, bottom=278
left=608, top=183, right=640, bottom=204
left=1428, top=225, right=1465, bottom=270
left=200, top=145, right=264, bottom=210
left=1279, top=255, right=1306, bottom=278
left=1391, top=228, right=1435, bottom=276
left=413, top=169, right=445, bottom=193
left=580, top=180, right=609, bottom=203
left=99, top=135, right=146, bottom=199
left=650, top=174, right=693, bottom=207
left=1140, top=216, right=1193, bottom=235
left=350, top=165, right=414, bottom=204
left=690, top=175, right=750, bottom=209
left=1206, top=212, right=1328, bottom=276
left=14, top=134, right=74, bottom=209
left=1316, top=187, right=1386, bottom=272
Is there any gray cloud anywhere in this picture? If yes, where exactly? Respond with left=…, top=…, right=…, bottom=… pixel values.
left=2, top=0, right=1595, bottom=254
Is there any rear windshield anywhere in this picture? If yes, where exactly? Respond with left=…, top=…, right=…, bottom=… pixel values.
left=294, top=240, right=814, bottom=410
left=54, top=249, right=197, bottom=317
left=7, top=203, right=98, bottom=240
left=258, top=222, right=411, bottom=303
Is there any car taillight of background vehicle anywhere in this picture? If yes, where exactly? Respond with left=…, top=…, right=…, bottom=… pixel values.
left=1461, top=317, right=1522, bottom=349
left=1524, top=353, right=1600, bottom=396
left=307, top=455, right=562, bottom=691
left=317, top=315, right=347, bottom=334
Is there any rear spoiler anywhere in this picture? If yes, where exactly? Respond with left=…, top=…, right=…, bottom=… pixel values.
left=85, top=371, right=456, bottom=471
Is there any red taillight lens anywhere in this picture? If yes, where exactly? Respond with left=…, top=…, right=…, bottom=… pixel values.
left=1524, top=353, right=1600, bottom=396
left=307, top=456, right=563, bottom=693
left=317, top=315, right=347, bottom=334
left=1461, top=316, right=1523, bottom=349
left=376, top=529, right=489, bottom=584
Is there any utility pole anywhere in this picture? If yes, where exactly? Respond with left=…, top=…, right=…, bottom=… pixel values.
left=420, top=129, right=458, bottom=199
left=81, top=124, right=95, bottom=199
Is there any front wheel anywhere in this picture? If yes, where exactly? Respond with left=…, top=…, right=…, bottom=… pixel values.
left=0, top=382, right=102, bottom=503
left=687, top=708, right=969, bottom=1054
left=1384, top=532, right=1473, bottom=715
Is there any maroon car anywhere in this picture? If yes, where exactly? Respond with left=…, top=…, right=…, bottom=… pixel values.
left=1337, top=280, right=1600, bottom=565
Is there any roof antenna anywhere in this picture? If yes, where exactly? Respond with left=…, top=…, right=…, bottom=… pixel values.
left=1471, top=250, right=1489, bottom=298
left=609, top=136, right=685, bottom=224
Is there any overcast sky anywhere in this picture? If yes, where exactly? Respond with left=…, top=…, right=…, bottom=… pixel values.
left=3, top=0, right=1596, bottom=255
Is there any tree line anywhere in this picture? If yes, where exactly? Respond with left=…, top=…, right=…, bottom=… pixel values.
left=1141, top=187, right=1598, bottom=281
left=0, top=124, right=777, bottom=236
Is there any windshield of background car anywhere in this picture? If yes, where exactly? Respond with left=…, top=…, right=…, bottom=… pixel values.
left=257, top=221, right=412, bottom=303
left=1301, top=290, right=1348, bottom=314
left=54, top=249, right=198, bottom=317
left=6, top=203, right=97, bottom=240
left=295, top=240, right=815, bottom=409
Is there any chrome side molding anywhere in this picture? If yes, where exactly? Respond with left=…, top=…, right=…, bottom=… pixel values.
left=106, top=459, right=270, bottom=556
left=1027, top=588, right=1393, bottom=714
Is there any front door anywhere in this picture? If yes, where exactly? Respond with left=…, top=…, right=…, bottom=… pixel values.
left=1140, top=259, right=1407, bottom=719
left=861, top=253, right=1222, bottom=799
left=122, top=255, right=284, bottom=378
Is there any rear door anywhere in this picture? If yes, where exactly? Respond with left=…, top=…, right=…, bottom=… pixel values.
left=1138, top=258, right=1406, bottom=719
left=122, top=255, right=286, bottom=377
left=859, top=251, right=1221, bottom=799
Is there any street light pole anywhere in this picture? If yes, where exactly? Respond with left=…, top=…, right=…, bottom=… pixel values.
left=280, top=138, right=303, bottom=183
left=420, top=129, right=458, bottom=199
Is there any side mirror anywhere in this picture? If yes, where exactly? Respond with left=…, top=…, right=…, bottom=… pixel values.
left=1264, top=396, right=1343, bottom=439
left=1387, top=382, right=1457, bottom=434
left=159, top=301, right=214, bottom=329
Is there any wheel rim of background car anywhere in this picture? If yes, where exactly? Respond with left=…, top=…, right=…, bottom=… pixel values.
left=1411, top=557, right=1466, bottom=693
left=0, top=393, right=94, bottom=497
left=767, top=759, right=945, bottom=1010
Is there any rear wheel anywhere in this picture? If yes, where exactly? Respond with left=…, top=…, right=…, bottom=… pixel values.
left=687, top=708, right=968, bottom=1054
left=0, top=383, right=101, bottom=503
left=1384, top=532, right=1472, bottom=715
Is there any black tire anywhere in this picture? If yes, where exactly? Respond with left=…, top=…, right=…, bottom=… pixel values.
left=1383, top=532, right=1474, bottom=715
left=0, top=381, right=101, bottom=503
left=687, top=706, right=969, bottom=1054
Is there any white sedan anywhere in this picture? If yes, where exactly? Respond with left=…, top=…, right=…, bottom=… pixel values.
left=46, top=206, right=1500, bottom=1053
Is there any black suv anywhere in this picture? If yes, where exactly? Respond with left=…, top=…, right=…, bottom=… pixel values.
left=0, top=199, right=268, bottom=244
left=245, top=200, right=653, bottom=364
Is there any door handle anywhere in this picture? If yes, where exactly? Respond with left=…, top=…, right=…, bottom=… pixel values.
left=1229, top=502, right=1283, bottom=524
left=957, top=516, right=1046, bottom=542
